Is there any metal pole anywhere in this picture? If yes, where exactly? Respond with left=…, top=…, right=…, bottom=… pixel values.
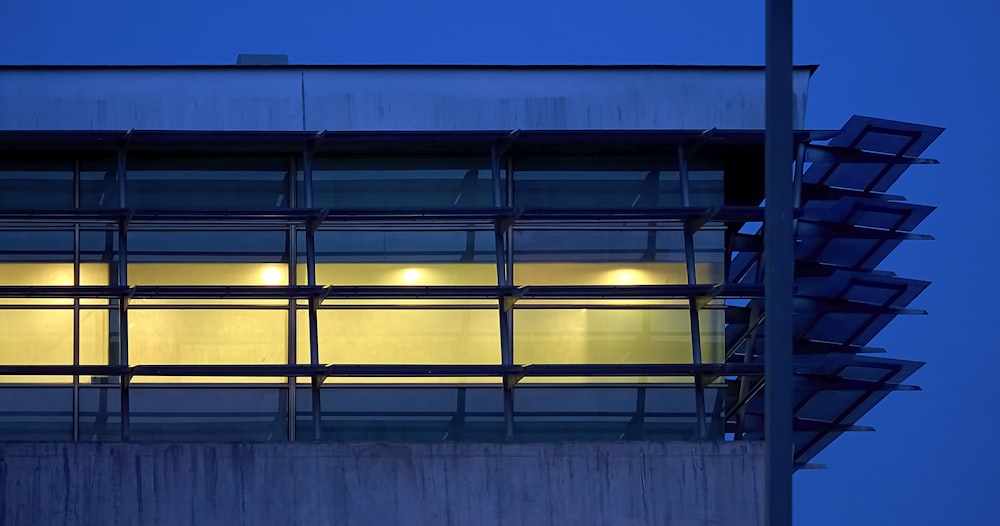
left=765, top=0, right=794, bottom=524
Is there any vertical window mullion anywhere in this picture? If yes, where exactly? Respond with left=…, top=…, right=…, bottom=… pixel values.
left=494, top=147, right=515, bottom=441
left=116, top=140, right=130, bottom=442
left=305, top=142, right=323, bottom=441
left=680, top=145, right=708, bottom=440
left=286, top=225, right=297, bottom=441
left=72, top=157, right=81, bottom=442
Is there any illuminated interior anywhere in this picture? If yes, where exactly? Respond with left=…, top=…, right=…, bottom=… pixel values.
left=129, top=309, right=288, bottom=383
left=0, top=259, right=724, bottom=384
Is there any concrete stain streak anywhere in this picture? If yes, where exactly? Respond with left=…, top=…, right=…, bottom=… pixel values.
left=0, top=68, right=811, bottom=132
left=1, top=442, right=764, bottom=526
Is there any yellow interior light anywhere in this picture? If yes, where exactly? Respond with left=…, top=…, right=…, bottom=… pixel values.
left=401, top=268, right=421, bottom=284
left=260, top=266, right=285, bottom=285
left=609, top=268, right=640, bottom=285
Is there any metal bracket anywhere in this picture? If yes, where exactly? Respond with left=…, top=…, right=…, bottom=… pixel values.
left=694, top=284, right=724, bottom=310
left=307, top=208, right=329, bottom=232
left=495, top=208, right=523, bottom=232
left=120, top=287, right=136, bottom=310
left=494, top=129, right=521, bottom=157
left=311, top=371, right=328, bottom=390
left=310, top=286, right=331, bottom=310
left=685, top=210, right=717, bottom=235
left=502, top=369, right=525, bottom=390
left=118, top=211, right=133, bottom=230
left=501, top=287, right=525, bottom=312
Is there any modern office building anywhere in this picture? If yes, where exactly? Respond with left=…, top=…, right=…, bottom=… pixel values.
left=0, top=64, right=940, bottom=524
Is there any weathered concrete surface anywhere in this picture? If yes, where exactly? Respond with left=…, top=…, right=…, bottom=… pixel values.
left=0, top=441, right=763, bottom=526
left=0, top=66, right=811, bottom=131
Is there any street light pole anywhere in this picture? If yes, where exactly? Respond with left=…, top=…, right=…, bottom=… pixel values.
left=764, top=0, right=795, bottom=524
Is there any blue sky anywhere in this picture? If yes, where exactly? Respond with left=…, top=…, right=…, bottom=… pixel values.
left=1, top=0, right=995, bottom=523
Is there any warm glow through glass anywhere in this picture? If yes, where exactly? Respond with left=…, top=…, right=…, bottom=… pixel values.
left=402, top=269, right=421, bottom=284
left=609, top=269, right=639, bottom=285
left=261, top=266, right=284, bottom=285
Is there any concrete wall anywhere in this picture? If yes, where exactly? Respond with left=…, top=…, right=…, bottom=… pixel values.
left=0, top=66, right=811, bottom=131
left=0, top=441, right=763, bottom=526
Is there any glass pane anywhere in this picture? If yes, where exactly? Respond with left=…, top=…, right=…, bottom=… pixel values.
left=513, top=227, right=725, bottom=285
left=313, top=229, right=495, bottom=263
left=79, top=386, right=121, bottom=440
left=80, top=263, right=112, bottom=286
left=80, top=230, right=118, bottom=274
left=0, top=310, right=73, bottom=383
left=513, top=306, right=724, bottom=384
left=128, top=230, right=287, bottom=264
left=80, top=165, right=119, bottom=209
left=128, top=309, right=288, bottom=383
left=312, top=158, right=493, bottom=208
left=513, top=387, right=635, bottom=441
left=507, top=385, right=723, bottom=441
left=0, top=162, right=74, bottom=209
left=0, top=387, right=72, bottom=440
left=128, top=387, right=288, bottom=441
left=305, top=386, right=504, bottom=442
left=514, top=308, right=691, bottom=361
left=644, top=386, right=725, bottom=440
left=308, top=230, right=497, bottom=287
left=0, top=263, right=106, bottom=298
left=126, top=157, right=291, bottom=209
left=512, top=154, right=723, bottom=209
left=514, top=229, right=684, bottom=264
left=80, top=307, right=112, bottom=367
left=129, top=263, right=291, bottom=286
left=514, top=169, right=680, bottom=209
left=698, top=308, right=725, bottom=364
left=301, top=309, right=499, bottom=382
left=312, top=263, right=495, bottom=287
left=688, top=170, right=725, bottom=207
left=0, top=230, right=73, bottom=263
left=517, top=262, right=689, bottom=286
left=0, top=262, right=74, bottom=286
left=127, top=231, right=290, bottom=296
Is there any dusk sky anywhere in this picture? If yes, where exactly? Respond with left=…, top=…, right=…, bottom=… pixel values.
left=1, top=0, right=994, bottom=523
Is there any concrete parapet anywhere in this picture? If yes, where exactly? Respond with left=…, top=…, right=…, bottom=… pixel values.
left=0, top=441, right=763, bottom=525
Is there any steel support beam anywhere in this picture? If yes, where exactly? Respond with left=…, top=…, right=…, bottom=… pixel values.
left=116, top=140, right=131, bottom=442
left=301, top=144, right=324, bottom=441
left=765, top=0, right=795, bottom=524
left=492, top=145, right=516, bottom=441
left=679, top=145, right=708, bottom=440
left=286, top=225, right=298, bottom=442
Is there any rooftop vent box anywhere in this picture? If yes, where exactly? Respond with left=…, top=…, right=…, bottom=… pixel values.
left=236, top=54, right=289, bottom=66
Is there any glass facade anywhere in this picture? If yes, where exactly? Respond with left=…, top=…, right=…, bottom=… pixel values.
left=0, top=105, right=940, bottom=478
left=0, top=146, right=731, bottom=442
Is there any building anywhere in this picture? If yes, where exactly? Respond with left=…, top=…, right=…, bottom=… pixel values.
left=0, top=64, right=940, bottom=525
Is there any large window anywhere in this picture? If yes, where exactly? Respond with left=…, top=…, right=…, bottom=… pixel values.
left=512, top=156, right=723, bottom=209
left=127, top=156, right=292, bottom=209
left=311, top=157, right=493, bottom=209
left=0, top=148, right=733, bottom=441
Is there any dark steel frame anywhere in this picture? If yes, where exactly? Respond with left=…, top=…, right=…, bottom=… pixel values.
left=0, top=123, right=937, bottom=480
